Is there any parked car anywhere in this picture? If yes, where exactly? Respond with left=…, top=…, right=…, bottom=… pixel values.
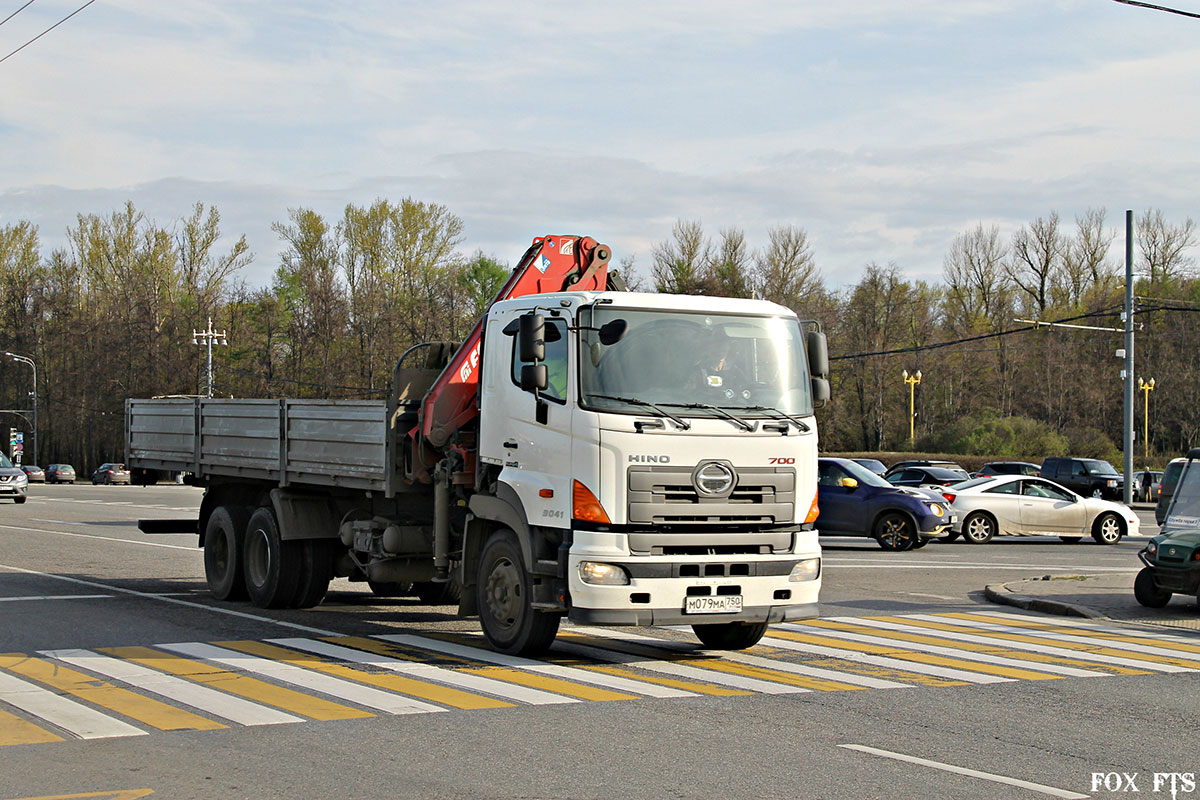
left=1132, top=470, right=1163, bottom=503
left=817, top=458, right=955, bottom=551
left=91, top=463, right=130, bottom=485
left=20, top=465, right=44, bottom=483
left=978, top=461, right=1041, bottom=477
left=45, top=464, right=76, bottom=484
left=1039, top=457, right=1124, bottom=501
left=1155, top=458, right=1187, bottom=526
left=886, top=465, right=970, bottom=490
left=850, top=458, right=887, bottom=476
left=945, top=474, right=1138, bottom=544
left=0, top=452, right=28, bottom=503
left=884, top=460, right=968, bottom=478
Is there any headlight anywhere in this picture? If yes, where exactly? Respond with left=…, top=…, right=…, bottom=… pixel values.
left=1107, top=480, right=1117, bottom=487
left=578, top=561, right=629, bottom=586
left=925, top=502, right=944, bottom=517
left=1146, top=541, right=1158, bottom=556
left=788, top=558, right=821, bottom=582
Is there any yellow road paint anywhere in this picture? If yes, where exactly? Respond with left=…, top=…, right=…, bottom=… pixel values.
left=463, top=666, right=636, bottom=701
left=0, top=706, right=63, bottom=745
left=766, top=630, right=1064, bottom=680
left=944, top=613, right=1200, bottom=655
left=98, top=647, right=371, bottom=721
left=0, top=655, right=224, bottom=732
left=685, top=657, right=865, bottom=692
left=2, top=791, right=153, bottom=800
left=215, top=640, right=512, bottom=710
left=568, top=663, right=752, bottom=696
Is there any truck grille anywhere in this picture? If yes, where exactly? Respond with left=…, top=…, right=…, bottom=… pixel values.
left=627, top=465, right=795, bottom=525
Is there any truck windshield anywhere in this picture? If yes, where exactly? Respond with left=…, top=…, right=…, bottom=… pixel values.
left=579, top=306, right=814, bottom=419
left=1165, top=460, right=1200, bottom=527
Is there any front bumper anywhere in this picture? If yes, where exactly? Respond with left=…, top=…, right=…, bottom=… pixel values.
left=566, top=529, right=821, bottom=627
left=0, top=483, right=27, bottom=497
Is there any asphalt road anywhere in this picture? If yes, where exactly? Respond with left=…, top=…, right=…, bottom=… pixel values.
left=0, top=486, right=1195, bottom=800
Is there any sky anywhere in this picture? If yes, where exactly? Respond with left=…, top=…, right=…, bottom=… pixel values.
left=2, top=0, right=1199, bottom=289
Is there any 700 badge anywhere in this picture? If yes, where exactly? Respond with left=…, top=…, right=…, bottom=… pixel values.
left=768, top=457, right=795, bottom=465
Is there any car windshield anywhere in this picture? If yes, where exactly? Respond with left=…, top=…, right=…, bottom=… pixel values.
left=924, top=467, right=967, bottom=480
left=1165, top=460, right=1200, bottom=525
left=0, top=453, right=11, bottom=468
left=579, top=306, right=814, bottom=418
left=1162, top=461, right=1185, bottom=493
left=1083, top=459, right=1119, bottom=476
left=838, top=459, right=892, bottom=488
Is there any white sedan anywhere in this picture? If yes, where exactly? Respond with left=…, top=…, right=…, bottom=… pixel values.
left=943, top=475, right=1140, bottom=544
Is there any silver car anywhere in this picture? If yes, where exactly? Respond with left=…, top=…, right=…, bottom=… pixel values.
left=0, top=452, right=29, bottom=503
left=944, top=474, right=1139, bottom=545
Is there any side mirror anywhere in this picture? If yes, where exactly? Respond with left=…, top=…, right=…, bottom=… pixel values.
left=520, top=364, right=548, bottom=392
left=598, top=319, right=628, bottom=346
left=806, top=330, right=829, bottom=378
left=518, top=313, right=545, bottom=363
left=811, top=377, right=830, bottom=406
left=839, top=477, right=859, bottom=489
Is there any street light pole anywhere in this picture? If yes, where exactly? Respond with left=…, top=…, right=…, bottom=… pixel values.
left=5, top=352, right=36, bottom=466
left=191, top=317, right=227, bottom=398
left=1123, top=210, right=1134, bottom=505
left=1138, top=377, right=1156, bottom=462
left=902, top=369, right=922, bottom=445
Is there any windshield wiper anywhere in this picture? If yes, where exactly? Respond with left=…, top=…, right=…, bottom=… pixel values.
left=587, top=394, right=691, bottom=430
left=660, top=402, right=755, bottom=432
left=741, top=405, right=811, bottom=433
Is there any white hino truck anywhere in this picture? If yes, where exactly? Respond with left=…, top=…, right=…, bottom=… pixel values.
left=129, top=235, right=830, bottom=654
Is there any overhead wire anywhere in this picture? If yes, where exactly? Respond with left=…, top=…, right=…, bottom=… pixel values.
left=0, top=0, right=95, bottom=65
left=1111, top=0, right=1200, bottom=19
left=0, top=0, right=37, bottom=29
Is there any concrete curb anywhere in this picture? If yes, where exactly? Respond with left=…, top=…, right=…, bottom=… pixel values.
left=983, top=580, right=1106, bottom=619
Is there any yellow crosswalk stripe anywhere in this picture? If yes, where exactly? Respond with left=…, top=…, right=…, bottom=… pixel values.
left=459, top=666, right=636, bottom=701
left=99, top=646, right=371, bottom=720
left=215, top=640, right=512, bottom=710
left=553, top=634, right=752, bottom=695
left=757, top=650, right=969, bottom=687
left=683, top=657, right=866, bottom=692
left=0, top=706, right=63, bottom=745
left=0, top=655, right=224, bottom=732
left=766, top=629, right=1064, bottom=680
left=946, top=613, right=1200, bottom=655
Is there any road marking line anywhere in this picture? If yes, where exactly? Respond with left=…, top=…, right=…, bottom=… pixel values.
left=374, top=634, right=695, bottom=699
left=0, top=706, right=63, bottom=745
left=840, top=744, right=1089, bottom=799
left=101, top=646, right=365, bottom=721
left=6, top=525, right=197, bottom=551
left=161, top=641, right=432, bottom=716
left=42, top=649, right=302, bottom=726
left=973, top=610, right=1200, bottom=644
left=0, top=670, right=147, bottom=739
left=0, top=655, right=223, bottom=732
left=0, top=595, right=113, bottom=602
left=762, top=633, right=1012, bottom=683
left=799, top=621, right=1102, bottom=678
left=951, top=612, right=1200, bottom=653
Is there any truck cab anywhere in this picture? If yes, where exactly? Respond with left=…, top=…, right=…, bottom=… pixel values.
left=472, top=291, right=824, bottom=651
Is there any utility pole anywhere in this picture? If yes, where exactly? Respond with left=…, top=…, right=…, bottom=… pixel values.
left=1123, top=210, right=1134, bottom=505
left=191, top=317, right=227, bottom=398
left=5, top=352, right=36, bottom=467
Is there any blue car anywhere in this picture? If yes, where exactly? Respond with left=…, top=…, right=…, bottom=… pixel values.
left=817, top=457, right=957, bottom=551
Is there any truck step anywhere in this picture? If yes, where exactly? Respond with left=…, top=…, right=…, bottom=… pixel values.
left=532, top=559, right=561, bottom=577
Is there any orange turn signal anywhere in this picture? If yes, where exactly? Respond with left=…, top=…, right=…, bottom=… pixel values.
left=804, top=492, right=820, bottom=524
left=573, top=480, right=611, bottom=524
left=539, top=489, right=554, bottom=498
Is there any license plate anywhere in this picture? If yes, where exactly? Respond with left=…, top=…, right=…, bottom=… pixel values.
left=684, top=595, right=743, bottom=614
left=948, top=514, right=958, bottom=524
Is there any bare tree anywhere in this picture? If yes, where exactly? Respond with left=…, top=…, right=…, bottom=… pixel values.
left=1138, top=208, right=1197, bottom=283
left=1006, top=212, right=1063, bottom=316
left=755, top=225, right=821, bottom=312
left=652, top=220, right=709, bottom=294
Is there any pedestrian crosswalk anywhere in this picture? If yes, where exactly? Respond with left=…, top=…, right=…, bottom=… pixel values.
left=2, top=610, right=1198, bottom=747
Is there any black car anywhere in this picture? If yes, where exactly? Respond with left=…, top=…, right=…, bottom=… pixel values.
left=886, top=465, right=970, bottom=489
left=978, top=461, right=1041, bottom=477
left=818, top=458, right=955, bottom=551
left=850, top=458, right=887, bottom=476
left=884, top=459, right=967, bottom=477
left=1040, top=457, right=1123, bottom=501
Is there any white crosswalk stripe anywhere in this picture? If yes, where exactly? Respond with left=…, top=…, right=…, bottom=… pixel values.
left=0, top=670, right=147, bottom=739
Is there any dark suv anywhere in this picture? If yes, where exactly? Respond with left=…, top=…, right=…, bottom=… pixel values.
left=1155, top=457, right=1187, bottom=525
left=1040, top=457, right=1123, bottom=501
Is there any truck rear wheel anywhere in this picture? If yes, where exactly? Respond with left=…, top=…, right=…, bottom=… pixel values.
left=414, top=577, right=461, bottom=605
left=291, top=539, right=336, bottom=609
left=243, top=506, right=302, bottom=609
left=476, top=529, right=559, bottom=655
left=692, top=622, right=769, bottom=650
left=204, top=505, right=249, bottom=601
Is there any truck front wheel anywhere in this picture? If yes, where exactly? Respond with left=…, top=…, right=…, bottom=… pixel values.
left=204, top=505, right=249, bottom=601
left=692, top=622, right=768, bottom=650
left=476, top=529, right=559, bottom=655
left=243, top=506, right=302, bottom=609
left=1134, top=567, right=1171, bottom=608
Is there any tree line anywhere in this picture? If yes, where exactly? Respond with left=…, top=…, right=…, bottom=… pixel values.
left=0, top=201, right=1195, bottom=472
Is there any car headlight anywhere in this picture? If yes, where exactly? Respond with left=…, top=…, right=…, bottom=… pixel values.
left=788, top=558, right=821, bottom=582
left=925, top=502, right=944, bottom=517
left=1107, top=479, right=1117, bottom=487
left=1146, top=541, right=1158, bottom=556
left=578, top=561, right=630, bottom=586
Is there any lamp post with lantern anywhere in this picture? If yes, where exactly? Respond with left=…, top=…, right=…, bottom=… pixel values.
left=902, top=369, right=922, bottom=445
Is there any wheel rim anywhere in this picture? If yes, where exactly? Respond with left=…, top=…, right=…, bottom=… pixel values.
left=247, top=527, right=271, bottom=587
left=878, top=515, right=908, bottom=548
left=966, top=515, right=992, bottom=541
left=484, top=555, right=523, bottom=631
left=1099, top=516, right=1120, bottom=542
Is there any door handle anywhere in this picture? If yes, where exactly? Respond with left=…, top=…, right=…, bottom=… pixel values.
left=503, top=440, right=518, bottom=449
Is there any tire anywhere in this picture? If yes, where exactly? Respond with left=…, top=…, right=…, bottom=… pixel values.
left=1134, top=567, right=1171, bottom=608
left=1092, top=512, right=1123, bottom=545
left=1059, top=536, right=1081, bottom=544
left=414, top=578, right=462, bottom=605
left=204, top=505, right=249, bottom=601
left=692, top=621, right=769, bottom=650
left=910, top=538, right=929, bottom=550
left=476, top=529, right=560, bottom=655
left=242, top=506, right=302, bottom=609
left=367, top=580, right=412, bottom=598
left=874, top=512, right=918, bottom=551
left=291, top=539, right=336, bottom=609
left=962, top=512, right=996, bottom=544
left=14, top=496, right=25, bottom=504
